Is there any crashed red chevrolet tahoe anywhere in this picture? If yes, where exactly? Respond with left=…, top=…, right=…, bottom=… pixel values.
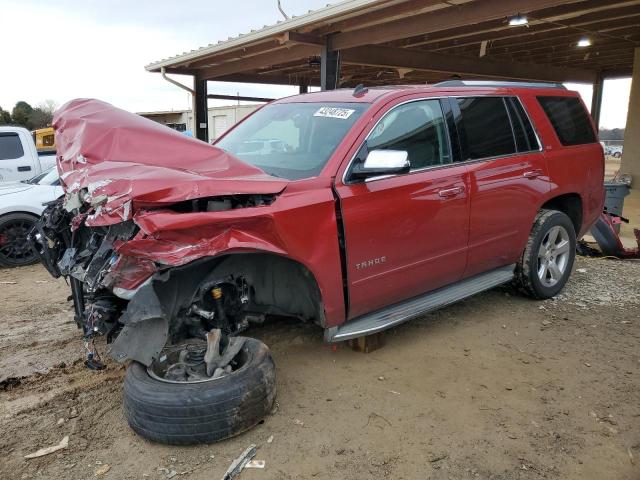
left=31, top=81, right=604, bottom=444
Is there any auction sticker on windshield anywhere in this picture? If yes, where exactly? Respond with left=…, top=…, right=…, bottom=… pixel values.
left=314, top=107, right=355, bottom=119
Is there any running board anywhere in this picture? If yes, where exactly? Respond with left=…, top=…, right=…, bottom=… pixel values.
left=325, top=265, right=515, bottom=342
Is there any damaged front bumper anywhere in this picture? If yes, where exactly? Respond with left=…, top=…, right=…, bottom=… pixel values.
left=30, top=200, right=283, bottom=368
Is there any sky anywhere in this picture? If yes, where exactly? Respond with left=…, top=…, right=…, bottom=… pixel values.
left=0, top=0, right=633, bottom=129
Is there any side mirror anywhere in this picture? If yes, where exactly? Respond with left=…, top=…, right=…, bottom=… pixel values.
left=350, top=150, right=410, bottom=180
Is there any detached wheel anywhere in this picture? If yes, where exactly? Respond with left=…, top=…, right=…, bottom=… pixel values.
left=0, top=213, right=39, bottom=268
left=515, top=209, right=576, bottom=299
left=123, top=337, right=276, bottom=445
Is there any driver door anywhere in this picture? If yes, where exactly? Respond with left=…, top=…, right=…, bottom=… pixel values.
left=334, top=98, right=470, bottom=319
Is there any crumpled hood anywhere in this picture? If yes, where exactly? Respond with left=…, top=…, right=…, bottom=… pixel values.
left=53, top=99, right=287, bottom=225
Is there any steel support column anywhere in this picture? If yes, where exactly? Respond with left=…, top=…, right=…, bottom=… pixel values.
left=194, top=78, right=209, bottom=142
left=591, top=72, right=604, bottom=129
left=321, top=37, right=340, bottom=91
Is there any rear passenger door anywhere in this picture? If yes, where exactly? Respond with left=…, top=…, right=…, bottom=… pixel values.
left=455, top=96, right=550, bottom=277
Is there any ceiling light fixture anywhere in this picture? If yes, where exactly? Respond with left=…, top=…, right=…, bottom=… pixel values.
left=508, top=14, right=528, bottom=26
left=577, top=37, right=592, bottom=47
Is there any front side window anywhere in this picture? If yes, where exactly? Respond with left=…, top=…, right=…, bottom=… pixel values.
left=216, top=102, right=368, bottom=180
left=367, top=99, right=451, bottom=170
left=0, top=133, right=25, bottom=160
left=537, top=96, right=596, bottom=146
left=456, top=97, right=516, bottom=160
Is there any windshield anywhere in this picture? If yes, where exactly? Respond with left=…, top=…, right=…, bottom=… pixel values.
left=216, top=102, right=368, bottom=180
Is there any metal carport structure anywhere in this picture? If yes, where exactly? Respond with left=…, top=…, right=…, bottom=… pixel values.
left=145, top=0, right=640, bottom=186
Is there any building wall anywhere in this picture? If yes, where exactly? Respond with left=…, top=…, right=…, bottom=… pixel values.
left=209, top=104, right=259, bottom=141
left=139, top=104, right=260, bottom=141
left=140, top=112, right=191, bottom=132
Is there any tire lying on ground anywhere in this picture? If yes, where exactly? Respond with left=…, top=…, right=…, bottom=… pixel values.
left=123, top=337, right=276, bottom=445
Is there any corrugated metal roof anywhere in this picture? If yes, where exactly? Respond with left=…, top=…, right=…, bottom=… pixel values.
left=145, top=0, right=387, bottom=71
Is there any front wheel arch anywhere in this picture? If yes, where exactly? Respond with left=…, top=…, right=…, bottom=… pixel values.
left=110, top=251, right=326, bottom=366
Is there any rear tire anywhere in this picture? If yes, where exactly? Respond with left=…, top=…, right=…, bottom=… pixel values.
left=123, top=337, right=276, bottom=445
left=515, top=209, right=576, bottom=299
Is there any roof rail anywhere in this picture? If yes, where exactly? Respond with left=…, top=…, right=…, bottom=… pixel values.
left=434, top=80, right=566, bottom=89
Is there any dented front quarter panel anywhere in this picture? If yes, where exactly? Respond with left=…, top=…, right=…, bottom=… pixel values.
left=117, top=178, right=346, bottom=327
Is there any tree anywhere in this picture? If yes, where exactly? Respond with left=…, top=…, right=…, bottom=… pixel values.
left=11, top=101, right=34, bottom=129
left=599, top=128, right=624, bottom=141
left=28, top=108, right=53, bottom=129
left=0, top=107, right=11, bottom=125
left=37, top=99, right=58, bottom=116
left=5, top=100, right=56, bottom=130
left=28, top=100, right=58, bottom=129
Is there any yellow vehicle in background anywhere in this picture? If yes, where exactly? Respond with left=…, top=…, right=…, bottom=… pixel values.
left=33, top=127, right=56, bottom=153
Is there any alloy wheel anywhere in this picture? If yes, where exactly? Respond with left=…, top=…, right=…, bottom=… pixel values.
left=537, top=225, right=571, bottom=287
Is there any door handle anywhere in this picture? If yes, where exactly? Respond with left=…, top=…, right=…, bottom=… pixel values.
left=17, top=166, right=32, bottom=172
left=438, top=186, right=465, bottom=198
left=523, top=169, right=543, bottom=179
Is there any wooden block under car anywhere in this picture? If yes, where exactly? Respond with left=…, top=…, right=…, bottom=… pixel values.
left=348, top=332, right=385, bottom=353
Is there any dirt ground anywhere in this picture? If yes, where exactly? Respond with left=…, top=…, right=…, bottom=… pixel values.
left=1, top=255, right=639, bottom=480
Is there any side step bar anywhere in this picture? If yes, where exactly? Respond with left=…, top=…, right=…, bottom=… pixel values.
left=325, top=264, right=515, bottom=342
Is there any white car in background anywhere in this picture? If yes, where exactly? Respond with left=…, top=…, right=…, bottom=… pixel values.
left=609, top=145, right=623, bottom=158
left=0, top=126, right=56, bottom=182
left=0, top=168, right=62, bottom=267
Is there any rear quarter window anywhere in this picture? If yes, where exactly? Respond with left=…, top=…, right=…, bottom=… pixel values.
left=537, top=96, right=596, bottom=146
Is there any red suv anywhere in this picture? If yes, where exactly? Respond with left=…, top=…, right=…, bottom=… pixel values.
left=32, top=81, right=604, bottom=445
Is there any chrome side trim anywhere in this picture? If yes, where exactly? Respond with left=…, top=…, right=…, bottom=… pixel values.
left=324, top=264, right=515, bottom=342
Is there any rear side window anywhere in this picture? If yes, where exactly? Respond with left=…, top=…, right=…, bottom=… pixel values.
left=456, top=97, right=515, bottom=160
left=506, top=97, right=540, bottom=153
left=537, top=96, right=596, bottom=146
left=0, top=133, right=25, bottom=160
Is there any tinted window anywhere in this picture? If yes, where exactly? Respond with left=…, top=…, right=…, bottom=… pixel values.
left=0, top=133, right=25, bottom=160
left=217, top=102, right=368, bottom=180
left=457, top=97, right=515, bottom=159
left=537, top=96, right=596, bottom=146
left=506, top=97, right=540, bottom=152
left=367, top=100, right=451, bottom=169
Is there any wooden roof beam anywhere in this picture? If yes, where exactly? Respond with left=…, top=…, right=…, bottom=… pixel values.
left=441, top=28, right=640, bottom=57
left=387, top=0, right=639, bottom=50
left=332, top=0, right=585, bottom=50
left=276, top=31, right=324, bottom=46
left=427, top=10, right=640, bottom=52
left=340, top=44, right=597, bottom=83
left=214, top=73, right=320, bottom=87
left=196, top=45, right=320, bottom=80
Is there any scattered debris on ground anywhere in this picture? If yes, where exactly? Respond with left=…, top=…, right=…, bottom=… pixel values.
left=24, top=436, right=69, bottom=459
left=221, top=444, right=257, bottom=480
